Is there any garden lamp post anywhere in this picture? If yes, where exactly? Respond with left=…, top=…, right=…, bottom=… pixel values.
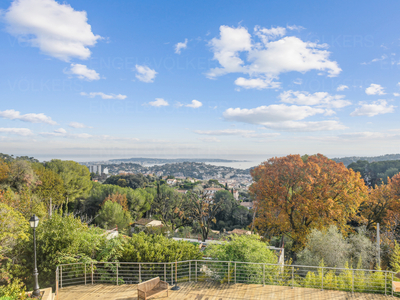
left=29, top=214, right=40, bottom=298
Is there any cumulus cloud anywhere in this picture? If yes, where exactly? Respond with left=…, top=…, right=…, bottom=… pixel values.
left=68, top=122, right=92, bottom=128
left=365, top=84, right=386, bottom=95
left=135, top=65, right=157, bottom=83
left=146, top=98, right=169, bottom=107
left=350, top=100, right=395, bottom=117
left=3, top=0, right=101, bottom=61
left=0, top=127, right=33, bottom=136
left=207, top=25, right=341, bottom=89
left=175, top=38, right=188, bottom=54
left=222, top=104, right=346, bottom=131
left=80, top=92, right=127, bottom=100
left=279, top=90, right=351, bottom=109
left=66, top=64, right=100, bottom=81
left=186, top=100, right=202, bottom=108
left=223, top=104, right=324, bottom=124
left=234, top=77, right=281, bottom=89
left=0, top=109, right=57, bottom=125
left=337, top=85, right=349, bottom=91
left=394, top=93, right=400, bottom=97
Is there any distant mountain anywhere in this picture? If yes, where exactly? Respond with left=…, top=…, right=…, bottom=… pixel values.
left=108, top=157, right=242, bottom=164
left=332, top=154, right=400, bottom=166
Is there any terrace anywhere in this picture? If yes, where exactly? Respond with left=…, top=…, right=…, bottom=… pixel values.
left=55, top=260, right=400, bottom=300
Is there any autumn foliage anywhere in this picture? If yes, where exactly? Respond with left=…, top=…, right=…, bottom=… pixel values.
left=101, top=193, right=129, bottom=211
left=250, top=154, right=368, bottom=250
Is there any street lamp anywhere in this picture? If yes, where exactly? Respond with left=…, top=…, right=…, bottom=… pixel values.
left=29, top=214, right=40, bottom=298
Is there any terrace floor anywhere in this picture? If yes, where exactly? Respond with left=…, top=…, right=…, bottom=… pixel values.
left=57, top=281, right=396, bottom=300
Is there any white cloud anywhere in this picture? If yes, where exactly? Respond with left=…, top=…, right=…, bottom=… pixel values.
left=186, top=100, right=203, bottom=108
left=234, top=77, right=281, bottom=89
left=175, top=38, right=188, bottom=54
left=4, top=0, right=101, bottom=61
left=207, top=25, right=341, bottom=88
left=293, top=78, right=302, bottom=85
left=68, top=122, right=92, bottom=129
left=223, top=104, right=324, bottom=124
left=40, top=128, right=92, bottom=138
left=0, top=127, right=33, bottom=136
left=222, top=104, right=346, bottom=131
left=198, top=137, right=220, bottom=143
left=261, top=120, right=347, bottom=131
left=66, top=64, right=100, bottom=81
left=365, top=84, right=386, bottom=95
left=147, top=98, right=169, bottom=107
left=337, top=85, right=349, bottom=91
left=135, top=65, right=157, bottom=83
left=80, top=92, right=127, bottom=100
left=279, top=90, right=351, bottom=108
left=394, top=93, right=400, bottom=97
left=351, top=100, right=395, bottom=117
left=0, top=109, right=57, bottom=125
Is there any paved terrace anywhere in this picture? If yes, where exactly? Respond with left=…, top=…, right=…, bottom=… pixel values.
left=57, top=282, right=395, bottom=300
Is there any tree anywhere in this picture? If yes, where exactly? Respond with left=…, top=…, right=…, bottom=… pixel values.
left=32, top=163, right=66, bottom=212
left=96, top=201, right=133, bottom=232
left=250, top=154, right=367, bottom=250
left=151, top=184, right=192, bottom=231
left=6, top=160, right=38, bottom=193
left=187, top=192, right=223, bottom=242
left=45, top=159, right=92, bottom=205
left=104, top=174, right=149, bottom=190
left=101, top=193, right=129, bottom=211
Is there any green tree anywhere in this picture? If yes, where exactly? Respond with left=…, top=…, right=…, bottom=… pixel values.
left=119, top=232, right=202, bottom=262
left=390, top=241, right=400, bottom=272
left=45, top=159, right=92, bottom=205
left=96, top=201, right=133, bottom=232
left=187, top=192, right=223, bottom=242
left=151, top=184, right=192, bottom=231
left=32, top=163, right=66, bottom=212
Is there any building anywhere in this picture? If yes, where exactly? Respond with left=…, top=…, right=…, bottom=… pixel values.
left=232, top=189, right=239, bottom=201
left=103, top=167, right=109, bottom=175
left=166, top=179, right=177, bottom=186
left=240, top=202, right=253, bottom=210
left=88, top=165, right=102, bottom=174
left=176, top=190, right=188, bottom=194
left=132, top=218, right=163, bottom=232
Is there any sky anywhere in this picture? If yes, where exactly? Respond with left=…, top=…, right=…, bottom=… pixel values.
left=1, top=0, right=400, bottom=162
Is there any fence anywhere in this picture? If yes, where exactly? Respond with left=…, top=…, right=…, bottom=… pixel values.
left=55, top=260, right=400, bottom=298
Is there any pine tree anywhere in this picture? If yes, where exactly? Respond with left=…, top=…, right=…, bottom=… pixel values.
left=390, top=241, right=400, bottom=272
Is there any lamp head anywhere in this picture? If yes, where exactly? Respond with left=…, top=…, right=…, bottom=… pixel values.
left=29, top=214, right=39, bottom=229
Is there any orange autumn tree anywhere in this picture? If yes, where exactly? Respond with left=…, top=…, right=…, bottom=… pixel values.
left=101, top=192, right=129, bottom=211
left=250, top=154, right=367, bottom=250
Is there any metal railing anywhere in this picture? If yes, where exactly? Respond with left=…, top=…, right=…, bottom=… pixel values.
left=55, top=260, right=400, bottom=298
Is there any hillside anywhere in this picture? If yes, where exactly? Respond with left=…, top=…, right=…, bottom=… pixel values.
left=332, top=154, right=400, bottom=166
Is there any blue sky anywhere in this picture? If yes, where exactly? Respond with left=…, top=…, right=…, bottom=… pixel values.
left=1, top=0, right=400, bottom=162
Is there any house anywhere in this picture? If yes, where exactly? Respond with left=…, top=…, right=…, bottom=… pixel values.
left=166, top=178, right=177, bottom=186
left=240, top=202, right=253, bottom=210
left=232, top=189, right=239, bottom=201
left=132, top=218, right=163, bottom=230
left=203, top=187, right=225, bottom=196
left=176, top=190, right=188, bottom=194
left=227, top=229, right=252, bottom=235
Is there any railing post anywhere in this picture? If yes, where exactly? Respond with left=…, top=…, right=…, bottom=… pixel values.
left=351, top=269, right=354, bottom=293
left=91, top=263, right=94, bottom=285
left=171, top=263, right=173, bottom=286
left=385, top=271, right=387, bottom=295
left=84, top=264, right=86, bottom=285
left=139, top=264, right=141, bottom=283
left=228, top=262, right=230, bottom=284
left=189, top=261, right=191, bottom=281
left=392, top=272, right=394, bottom=296
left=164, top=263, right=167, bottom=282
left=56, top=267, right=59, bottom=300
left=321, top=268, right=324, bottom=290
left=263, top=264, right=265, bottom=286
left=291, top=266, right=294, bottom=289
left=60, top=266, right=62, bottom=288
left=116, top=262, right=119, bottom=286
left=195, top=261, right=197, bottom=282
left=234, top=263, right=236, bottom=284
